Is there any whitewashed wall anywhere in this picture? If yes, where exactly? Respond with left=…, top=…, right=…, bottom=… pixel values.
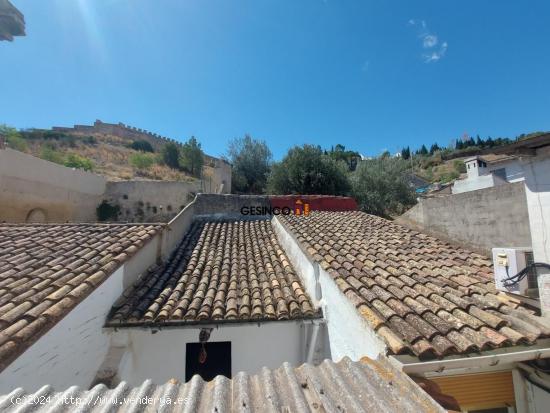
left=318, top=266, right=387, bottom=361
left=115, top=322, right=305, bottom=387
left=522, top=148, right=550, bottom=264
left=488, top=159, right=526, bottom=183
left=0, top=234, right=161, bottom=393
left=0, top=267, right=125, bottom=394
left=273, top=217, right=387, bottom=362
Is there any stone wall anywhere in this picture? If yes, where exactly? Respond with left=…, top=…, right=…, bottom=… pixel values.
left=397, top=182, right=532, bottom=255
left=0, top=148, right=106, bottom=222
left=103, top=180, right=201, bottom=222
left=0, top=149, right=224, bottom=223
left=53, top=120, right=232, bottom=194
left=192, top=194, right=358, bottom=218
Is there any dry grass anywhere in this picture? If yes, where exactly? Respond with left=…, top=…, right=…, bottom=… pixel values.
left=24, top=133, right=198, bottom=182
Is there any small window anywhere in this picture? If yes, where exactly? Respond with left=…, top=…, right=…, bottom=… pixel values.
left=467, top=164, right=470, bottom=169
left=186, top=341, right=231, bottom=381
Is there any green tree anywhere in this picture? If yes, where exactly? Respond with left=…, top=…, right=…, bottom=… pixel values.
left=179, top=136, right=204, bottom=177
left=0, top=124, right=27, bottom=152
left=162, top=142, right=181, bottom=169
left=475, top=135, right=484, bottom=147
left=429, top=143, right=440, bottom=155
left=327, top=144, right=360, bottom=171
left=228, top=134, right=272, bottom=194
left=129, top=152, right=155, bottom=169
left=267, top=144, right=350, bottom=195
left=418, top=144, right=429, bottom=156
left=401, top=146, right=411, bottom=160
left=351, top=156, right=416, bottom=218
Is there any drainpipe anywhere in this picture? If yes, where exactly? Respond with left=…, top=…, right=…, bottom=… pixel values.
left=306, top=321, right=322, bottom=364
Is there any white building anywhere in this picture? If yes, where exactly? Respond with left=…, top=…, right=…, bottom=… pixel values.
left=451, top=155, right=511, bottom=194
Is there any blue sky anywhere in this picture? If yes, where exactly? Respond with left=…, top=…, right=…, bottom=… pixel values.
left=2, top=0, right=550, bottom=159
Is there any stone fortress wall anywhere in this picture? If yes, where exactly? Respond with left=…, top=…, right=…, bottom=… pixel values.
left=52, top=120, right=232, bottom=195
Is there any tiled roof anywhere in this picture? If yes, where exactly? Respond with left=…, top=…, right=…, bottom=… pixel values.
left=279, top=211, right=550, bottom=359
left=108, top=219, right=317, bottom=325
left=0, top=224, right=161, bottom=371
left=0, top=357, right=444, bottom=412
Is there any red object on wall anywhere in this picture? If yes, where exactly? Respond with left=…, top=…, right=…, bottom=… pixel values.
left=268, top=195, right=358, bottom=211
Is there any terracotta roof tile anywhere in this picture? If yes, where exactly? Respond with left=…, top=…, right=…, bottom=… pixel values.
left=0, top=223, right=161, bottom=372
left=279, top=211, right=550, bottom=358
left=108, top=219, right=319, bottom=326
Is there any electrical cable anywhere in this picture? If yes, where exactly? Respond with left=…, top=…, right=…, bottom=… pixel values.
left=502, top=262, right=550, bottom=287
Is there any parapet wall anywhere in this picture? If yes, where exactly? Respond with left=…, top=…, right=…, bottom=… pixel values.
left=0, top=148, right=106, bottom=222
left=104, top=180, right=201, bottom=222
left=397, top=182, right=532, bottom=255
left=192, top=194, right=358, bottom=217
left=52, top=120, right=178, bottom=150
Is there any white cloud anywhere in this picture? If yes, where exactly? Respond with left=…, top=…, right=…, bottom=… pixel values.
left=409, top=19, right=447, bottom=63
left=423, top=35, right=438, bottom=48
left=423, top=42, right=448, bottom=62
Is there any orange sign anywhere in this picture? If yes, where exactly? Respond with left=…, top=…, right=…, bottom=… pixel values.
left=294, top=199, right=310, bottom=216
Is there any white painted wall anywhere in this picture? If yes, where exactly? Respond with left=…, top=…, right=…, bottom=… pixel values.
left=0, top=233, right=162, bottom=393
left=318, top=266, right=387, bottom=361
left=0, top=267, right=125, bottom=393
left=271, top=217, right=321, bottom=305
left=114, top=322, right=305, bottom=387
left=272, top=216, right=387, bottom=362
left=452, top=173, right=505, bottom=194
left=521, top=148, right=550, bottom=264
left=488, top=159, right=526, bottom=183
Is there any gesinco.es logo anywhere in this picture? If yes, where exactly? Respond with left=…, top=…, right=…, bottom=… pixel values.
left=240, top=199, right=310, bottom=216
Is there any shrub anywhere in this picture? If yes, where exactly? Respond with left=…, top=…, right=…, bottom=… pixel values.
left=129, top=152, right=155, bottom=169
left=453, top=159, right=466, bottom=173
left=64, top=153, right=94, bottom=171
left=82, top=136, right=98, bottom=145
left=40, top=145, right=64, bottom=165
left=440, top=171, right=460, bottom=183
left=130, top=140, right=154, bottom=152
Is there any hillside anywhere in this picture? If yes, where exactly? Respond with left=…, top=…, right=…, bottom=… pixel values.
left=404, top=131, right=549, bottom=185
left=2, top=126, right=199, bottom=182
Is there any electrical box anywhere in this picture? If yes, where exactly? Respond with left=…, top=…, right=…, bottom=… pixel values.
left=492, top=247, right=534, bottom=295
